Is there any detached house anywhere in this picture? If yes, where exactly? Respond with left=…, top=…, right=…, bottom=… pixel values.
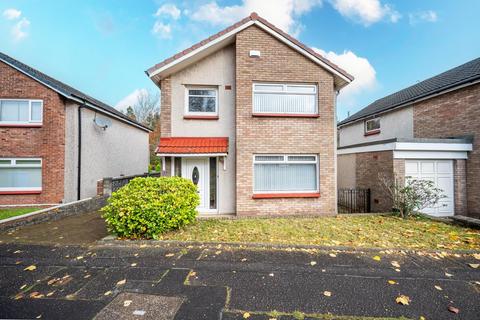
left=146, top=13, right=353, bottom=216
left=0, top=52, right=151, bottom=207
left=338, top=57, right=479, bottom=218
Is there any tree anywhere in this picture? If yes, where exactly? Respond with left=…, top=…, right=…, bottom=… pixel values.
left=125, top=106, right=136, bottom=121
left=131, top=90, right=160, bottom=127
left=378, top=173, right=445, bottom=218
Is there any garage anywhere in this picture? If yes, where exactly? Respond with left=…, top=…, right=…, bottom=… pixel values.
left=405, top=160, right=454, bottom=217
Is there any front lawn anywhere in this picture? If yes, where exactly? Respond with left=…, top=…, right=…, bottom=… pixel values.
left=0, top=207, right=41, bottom=221
left=158, top=214, right=480, bottom=250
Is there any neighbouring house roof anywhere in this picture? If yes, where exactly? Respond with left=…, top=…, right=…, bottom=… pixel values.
left=156, top=137, right=229, bottom=155
left=338, top=56, right=480, bottom=127
left=145, top=12, right=353, bottom=89
left=0, top=51, right=151, bottom=132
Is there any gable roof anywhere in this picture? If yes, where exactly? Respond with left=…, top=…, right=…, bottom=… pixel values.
left=338, top=56, right=480, bottom=127
left=156, top=137, right=229, bottom=155
left=146, top=12, right=353, bottom=89
left=0, top=51, right=151, bottom=132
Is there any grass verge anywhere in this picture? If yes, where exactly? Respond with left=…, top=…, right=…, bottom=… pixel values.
left=158, top=214, right=480, bottom=251
left=0, top=207, right=41, bottom=221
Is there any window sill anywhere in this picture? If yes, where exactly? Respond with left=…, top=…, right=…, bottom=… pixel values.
left=364, top=130, right=380, bottom=136
left=0, top=123, right=42, bottom=128
left=0, top=190, right=42, bottom=195
left=252, top=192, right=320, bottom=199
left=183, top=115, right=219, bottom=120
left=252, top=113, right=319, bottom=118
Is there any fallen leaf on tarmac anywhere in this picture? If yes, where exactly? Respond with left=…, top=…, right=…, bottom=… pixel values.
left=388, top=280, right=397, bottom=285
left=24, top=265, right=36, bottom=271
left=14, top=293, right=24, bottom=300
left=391, top=261, right=400, bottom=268
left=434, top=285, right=443, bottom=291
left=243, top=312, right=251, bottom=318
left=76, top=256, right=83, bottom=260
left=134, top=253, right=139, bottom=257
left=445, top=272, right=453, bottom=277
left=269, top=273, right=274, bottom=277
left=30, top=292, right=44, bottom=299
left=165, top=253, right=174, bottom=257
left=84, top=274, right=91, bottom=279
left=395, top=268, right=401, bottom=272
left=448, top=306, right=459, bottom=314
left=116, top=279, right=127, bottom=286
left=65, top=294, right=76, bottom=300
left=323, top=291, right=332, bottom=297
left=473, top=253, right=480, bottom=260
left=46, top=291, right=55, bottom=297
left=241, top=258, right=247, bottom=262
left=468, top=263, right=479, bottom=269
left=36, top=315, right=42, bottom=319
left=395, top=295, right=410, bottom=305
left=123, top=300, right=132, bottom=307
left=20, top=284, right=27, bottom=290
left=419, top=316, right=426, bottom=320
left=13, top=250, right=22, bottom=254
left=329, top=253, right=337, bottom=258
left=373, top=256, right=381, bottom=261
left=139, top=244, right=147, bottom=248
left=104, top=291, right=112, bottom=296
left=310, top=261, right=317, bottom=266
left=131, top=263, right=137, bottom=267
left=215, top=250, right=222, bottom=255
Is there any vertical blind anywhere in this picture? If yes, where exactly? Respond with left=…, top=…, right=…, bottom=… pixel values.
left=253, top=155, right=318, bottom=192
left=253, top=83, right=317, bottom=114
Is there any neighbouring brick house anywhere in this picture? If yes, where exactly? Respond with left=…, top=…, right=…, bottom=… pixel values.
left=146, top=13, right=353, bottom=216
left=0, top=52, right=151, bottom=207
left=337, top=57, right=479, bottom=217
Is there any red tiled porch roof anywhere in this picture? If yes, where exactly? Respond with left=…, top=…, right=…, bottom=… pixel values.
left=156, top=137, right=229, bottom=154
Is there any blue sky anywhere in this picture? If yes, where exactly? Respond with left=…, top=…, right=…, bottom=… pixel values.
left=1, top=0, right=479, bottom=121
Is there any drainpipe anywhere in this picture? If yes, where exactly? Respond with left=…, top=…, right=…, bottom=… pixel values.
left=77, top=101, right=85, bottom=200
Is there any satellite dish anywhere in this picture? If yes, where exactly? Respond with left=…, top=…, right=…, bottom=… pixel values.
left=93, top=115, right=112, bottom=130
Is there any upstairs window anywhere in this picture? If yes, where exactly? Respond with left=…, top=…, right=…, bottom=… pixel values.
left=253, top=83, right=317, bottom=115
left=0, top=158, right=42, bottom=192
left=0, top=99, right=43, bottom=125
left=365, top=118, right=380, bottom=134
left=185, top=87, right=218, bottom=116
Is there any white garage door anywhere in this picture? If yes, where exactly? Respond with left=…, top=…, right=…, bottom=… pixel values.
left=405, top=160, right=454, bottom=217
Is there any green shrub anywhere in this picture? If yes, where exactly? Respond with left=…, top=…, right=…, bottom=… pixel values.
left=101, top=177, right=199, bottom=239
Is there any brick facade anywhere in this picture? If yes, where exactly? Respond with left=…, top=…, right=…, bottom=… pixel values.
left=160, top=77, right=172, bottom=137
left=453, top=159, right=468, bottom=216
left=413, top=83, right=480, bottom=217
left=0, top=60, right=65, bottom=205
left=235, top=25, right=336, bottom=216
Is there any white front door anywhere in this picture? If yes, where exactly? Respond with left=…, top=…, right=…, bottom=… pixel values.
left=182, top=158, right=209, bottom=212
left=405, top=160, right=455, bottom=217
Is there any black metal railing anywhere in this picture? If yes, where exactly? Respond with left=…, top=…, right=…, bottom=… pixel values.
left=338, top=188, right=371, bottom=213
left=111, top=172, right=162, bottom=192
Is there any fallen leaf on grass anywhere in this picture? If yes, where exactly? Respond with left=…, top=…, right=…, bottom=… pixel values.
left=468, top=263, right=479, bottom=269
left=387, top=280, right=397, bottom=285
left=215, top=250, right=222, bottom=255
left=243, top=312, right=250, bottom=318
left=395, top=295, right=410, bottom=305
left=139, top=244, right=147, bottom=248
left=329, top=253, right=337, bottom=258
left=419, top=316, right=426, bottom=320
left=24, top=265, right=36, bottom=271
left=373, top=256, right=381, bottom=261
left=310, top=261, right=317, bottom=266
left=391, top=261, right=400, bottom=268
left=323, top=291, right=332, bottom=297
left=116, top=279, right=127, bottom=286
left=473, top=253, right=480, bottom=260
left=434, top=285, right=442, bottom=291
left=448, top=306, right=459, bottom=314
left=123, top=300, right=132, bottom=307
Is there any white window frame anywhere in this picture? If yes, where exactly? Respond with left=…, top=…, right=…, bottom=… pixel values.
left=184, top=86, right=218, bottom=116
left=252, top=83, right=318, bottom=115
left=253, top=154, right=319, bottom=194
left=365, top=117, right=381, bottom=133
left=0, top=158, right=42, bottom=192
left=0, top=99, right=43, bottom=125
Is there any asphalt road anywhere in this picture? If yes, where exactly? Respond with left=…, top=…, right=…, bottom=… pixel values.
left=0, top=240, right=479, bottom=320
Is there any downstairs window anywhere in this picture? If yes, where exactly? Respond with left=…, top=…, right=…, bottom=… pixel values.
left=0, top=158, right=42, bottom=192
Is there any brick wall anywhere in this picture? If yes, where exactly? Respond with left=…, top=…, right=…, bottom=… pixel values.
left=0, top=60, right=65, bottom=205
left=235, top=25, right=337, bottom=216
left=453, top=159, right=468, bottom=216
left=413, top=83, right=480, bottom=217
left=355, top=151, right=395, bottom=212
left=160, top=77, right=171, bottom=137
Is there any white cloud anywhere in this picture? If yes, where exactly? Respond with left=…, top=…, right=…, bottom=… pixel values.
left=314, top=48, right=376, bottom=106
left=3, top=8, right=21, bottom=20
left=115, top=89, right=149, bottom=111
left=330, top=0, right=400, bottom=26
left=409, top=10, right=437, bottom=25
left=190, top=0, right=323, bottom=34
left=152, top=21, right=172, bottom=39
left=11, top=17, right=30, bottom=41
left=155, top=4, right=181, bottom=20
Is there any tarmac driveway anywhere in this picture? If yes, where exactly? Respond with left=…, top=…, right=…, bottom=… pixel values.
left=0, top=239, right=479, bottom=320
